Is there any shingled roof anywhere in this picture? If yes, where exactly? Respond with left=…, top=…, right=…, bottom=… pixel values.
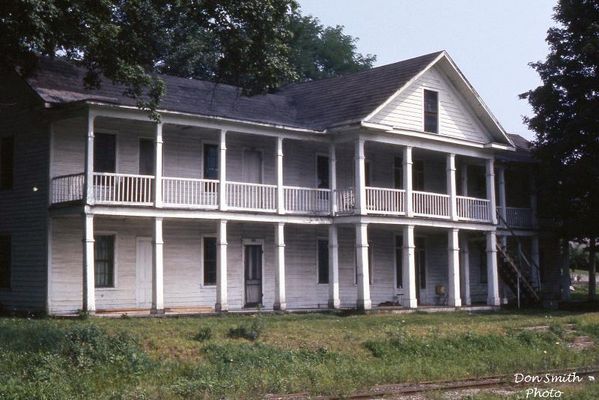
left=23, top=51, right=443, bottom=131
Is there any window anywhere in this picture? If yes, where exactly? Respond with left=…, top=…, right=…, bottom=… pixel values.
left=139, top=139, right=155, bottom=175
left=94, top=133, right=116, bottom=173
left=203, top=144, right=219, bottom=180
left=0, top=235, right=11, bottom=289
left=395, top=235, right=403, bottom=288
left=394, top=157, right=403, bottom=189
left=0, top=136, right=14, bottom=190
left=95, top=235, right=115, bottom=288
left=413, top=160, right=425, bottom=191
left=424, top=89, right=439, bottom=133
left=316, top=155, right=329, bottom=189
left=203, top=237, right=217, bottom=285
left=317, top=239, right=329, bottom=284
left=416, top=237, right=426, bottom=289
left=365, top=160, right=372, bottom=187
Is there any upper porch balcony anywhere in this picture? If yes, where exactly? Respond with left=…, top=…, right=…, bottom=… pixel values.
left=49, top=113, right=535, bottom=228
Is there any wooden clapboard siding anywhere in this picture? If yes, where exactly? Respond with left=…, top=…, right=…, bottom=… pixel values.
left=419, top=233, right=449, bottom=305
left=50, top=217, right=83, bottom=313
left=468, top=239, right=488, bottom=303
left=368, top=66, right=489, bottom=143
left=283, top=140, right=329, bottom=188
left=368, top=228, right=397, bottom=305
left=52, top=117, right=85, bottom=177
left=0, top=76, right=50, bottom=311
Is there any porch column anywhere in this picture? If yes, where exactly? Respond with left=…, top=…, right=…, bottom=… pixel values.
left=329, top=143, right=337, bottom=214
left=530, top=172, right=538, bottom=228
left=531, top=235, right=541, bottom=287
left=152, top=217, right=164, bottom=314
left=447, top=154, right=458, bottom=221
left=403, top=146, right=413, bottom=217
left=154, top=122, right=163, bottom=207
left=497, top=166, right=506, bottom=223
left=486, top=230, right=500, bottom=306
left=460, top=236, right=472, bottom=306
left=215, top=220, right=228, bottom=311
left=276, top=137, right=285, bottom=214
left=402, top=225, right=417, bottom=308
left=218, top=130, right=227, bottom=211
left=448, top=228, right=462, bottom=306
left=274, top=222, right=286, bottom=310
left=355, top=223, right=371, bottom=310
left=84, top=112, right=95, bottom=205
left=328, top=224, right=340, bottom=308
left=486, top=159, right=498, bottom=225
left=82, top=214, right=95, bottom=313
left=354, top=138, right=367, bottom=215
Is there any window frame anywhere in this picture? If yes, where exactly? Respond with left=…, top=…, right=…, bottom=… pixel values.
left=316, top=237, right=329, bottom=285
left=0, top=234, right=12, bottom=290
left=0, top=136, right=15, bottom=190
left=423, top=89, right=439, bottom=134
left=94, top=234, right=117, bottom=289
left=138, top=137, right=155, bottom=176
left=201, top=234, right=218, bottom=287
left=202, top=141, right=219, bottom=180
left=93, top=131, right=118, bottom=174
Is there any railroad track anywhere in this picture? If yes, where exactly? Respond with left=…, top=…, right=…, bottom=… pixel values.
left=266, top=366, right=599, bottom=400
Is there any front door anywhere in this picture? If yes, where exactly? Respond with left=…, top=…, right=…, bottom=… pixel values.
left=136, top=237, right=153, bottom=308
left=244, top=244, right=263, bottom=307
left=242, top=150, right=262, bottom=183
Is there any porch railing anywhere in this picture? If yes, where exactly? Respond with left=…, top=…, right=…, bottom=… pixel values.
left=51, top=173, right=85, bottom=203
left=366, top=187, right=405, bottom=215
left=457, top=196, right=491, bottom=222
left=335, top=188, right=355, bottom=214
left=284, top=186, right=330, bottom=214
left=499, top=207, right=534, bottom=228
left=412, top=190, right=450, bottom=218
left=162, top=177, right=219, bottom=208
left=93, top=173, right=154, bottom=205
left=227, top=181, right=277, bottom=212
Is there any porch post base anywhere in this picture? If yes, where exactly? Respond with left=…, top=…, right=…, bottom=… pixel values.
left=273, top=302, right=287, bottom=311
left=328, top=299, right=341, bottom=309
left=487, top=297, right=501, bottom=306
left=356, top=299, right=372, bottom=311
left=448, top=298, right=462, bottom=307
left=150, top=308, right=165, bottom=315
left=404, top=298, right=418, bottom=308
left=463, top=297, right=472, bottom=306
left=215, top=303, right=229, bottom=312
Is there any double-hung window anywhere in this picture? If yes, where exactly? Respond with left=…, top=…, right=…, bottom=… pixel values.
left=95, top=235, right=115, bottom=288
left=424, top=89, right=439, bottom=133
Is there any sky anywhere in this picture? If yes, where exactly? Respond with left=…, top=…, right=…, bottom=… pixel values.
left=297, top=0, right=556, bottom=140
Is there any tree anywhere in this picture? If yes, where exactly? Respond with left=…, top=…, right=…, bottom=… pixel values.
left=521, top=0, right=599, bottom=300
left=1, top=0, right=375, bottom=118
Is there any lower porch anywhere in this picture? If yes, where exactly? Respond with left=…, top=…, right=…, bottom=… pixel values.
left=48, top=216, right=503, bottom=315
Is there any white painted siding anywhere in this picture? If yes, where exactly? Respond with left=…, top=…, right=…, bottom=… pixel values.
left=369, top=66, right=490, bottom=143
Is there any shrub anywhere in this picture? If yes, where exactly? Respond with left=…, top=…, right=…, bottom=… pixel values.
left=194, top=327, right=212, bottom=342
left=227, top=319, right=264, bottom=341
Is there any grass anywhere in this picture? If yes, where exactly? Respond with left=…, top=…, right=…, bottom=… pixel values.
left=1, top=310, right=599, bottom=399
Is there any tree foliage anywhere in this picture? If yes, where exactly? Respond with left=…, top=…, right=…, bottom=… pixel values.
left=0, top=0, right=375, bottom=117
left=521, top=0, right=599, bottom=240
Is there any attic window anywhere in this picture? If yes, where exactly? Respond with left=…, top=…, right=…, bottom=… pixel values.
left=423, top=89, right=439, bottom=133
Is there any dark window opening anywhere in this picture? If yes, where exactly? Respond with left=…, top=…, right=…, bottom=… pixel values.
left=317, top=155, right=329, bottom=189
left=395, top=235, right=403, bottom=288
left=0, top=235, right=11, bottom=289
left=416, top=237, right=426, bottom=289
left=317, top=239, right=329, bottom=284
left=413, top=160, right=425, bottom=191
left=94, top=133, right=116, bottom=173
left=394, top=157, right=403, bottom=189
left=203, top=144, right=219, bottom=180
left=95, top=235, right=114, bottom=288
left=139, top=139, right=155, bottom=175
left=424, top=90, right=439, bottom=133
left=0, top=136, right=15, bottom=190
left=203, top=237, right=217, bottom=285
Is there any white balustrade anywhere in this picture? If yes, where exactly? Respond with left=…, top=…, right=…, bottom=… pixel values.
left=335, top=188, right=355, bottom=214
left=93, top=173, right=154, bottom=205
left=412, top=190, right=450, bottom=218
left=365, top=187, right=405, bottom=215
left=504, top=207, right=533, bottom=228
left=51, top=173, right=85, bottom=203
left=162, top=177, right=219, bottom=208
left=284, top=186, right=330, bottom=214
left=456, top=196, right=491, bottom=222
left=227, top=181, right=277, bottom=212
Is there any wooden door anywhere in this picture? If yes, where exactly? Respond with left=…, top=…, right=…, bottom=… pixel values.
left=244, top=244, right=263, bottom=307
left=136, top=238, right=153, bottom=308
left=242, top=150, right=262, bottom=183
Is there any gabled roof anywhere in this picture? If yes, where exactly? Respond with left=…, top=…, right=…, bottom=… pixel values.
left=21, top=51, right=511, bottom=146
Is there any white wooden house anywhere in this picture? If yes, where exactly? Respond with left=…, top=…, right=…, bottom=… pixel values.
left=0, top=51, right=546, bottom=315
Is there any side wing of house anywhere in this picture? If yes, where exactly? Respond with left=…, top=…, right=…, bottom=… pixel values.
left=0, top=74, right=51, bottom=312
